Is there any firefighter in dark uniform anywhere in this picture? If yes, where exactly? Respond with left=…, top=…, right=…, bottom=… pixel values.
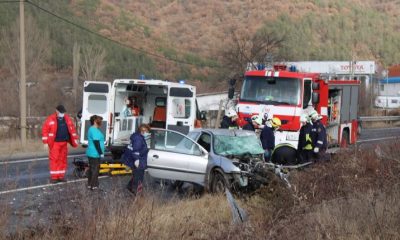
left=260, top=117, right=281, bottom=162
left=220, top=109, right=239, bottom=129
left=297, top=114, right=313, bottom=163
left=309, top=110, right=328, bottom=162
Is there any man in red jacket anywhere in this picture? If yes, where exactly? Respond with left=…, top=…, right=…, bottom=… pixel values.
left=42, top=105, right=78, bottom=183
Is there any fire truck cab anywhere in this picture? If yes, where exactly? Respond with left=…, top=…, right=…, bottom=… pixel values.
left=236, top=64, right=360, bottom=155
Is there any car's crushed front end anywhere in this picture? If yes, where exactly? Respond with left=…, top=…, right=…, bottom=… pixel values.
left=225, top=153, right=273, bottom=191
left=211, top=130, right=272, bottom=191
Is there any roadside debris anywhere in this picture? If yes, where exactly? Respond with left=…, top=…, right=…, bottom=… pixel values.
left=225, top=189, right=248, bottom=224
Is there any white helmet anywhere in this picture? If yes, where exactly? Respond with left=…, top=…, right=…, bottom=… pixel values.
left=300, top=114, right=309, bottom=123
left=225, top=109, right=238, bottom=118
left=251, top=114, right=263, bottom=125
left=309, top=110, right=322, bottom=120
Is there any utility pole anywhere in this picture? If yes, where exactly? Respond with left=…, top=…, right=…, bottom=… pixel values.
left=19, top=0, right=27, bottom=147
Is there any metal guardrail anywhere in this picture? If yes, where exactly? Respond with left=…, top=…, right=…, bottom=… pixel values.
left=359, top=116, right=400, bottom=122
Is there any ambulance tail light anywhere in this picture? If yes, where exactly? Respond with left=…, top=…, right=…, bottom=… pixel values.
left=108, top=113, right=113, bottom=134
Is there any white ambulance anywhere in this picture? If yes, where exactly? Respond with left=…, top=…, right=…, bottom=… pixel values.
left=79, top=79, right=202, bottom=159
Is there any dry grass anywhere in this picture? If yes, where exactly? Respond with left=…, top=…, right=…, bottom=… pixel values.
left=2, top=189, right=235, bottom=240
left=1, top=141, right=400, bottom=239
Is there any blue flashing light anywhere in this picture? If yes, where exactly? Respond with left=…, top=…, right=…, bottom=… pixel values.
left=257, top=64, right=265, bottom=70
left=179, top=80, right=185, bottom=84
left=289, top=65, right=297, bottom=72
left=140, top=74, right=145, bottom=80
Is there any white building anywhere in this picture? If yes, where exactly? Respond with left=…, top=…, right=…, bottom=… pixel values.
left=375, top=77, right=400, bottom=108
left=379, top=77, right=400, bottom=96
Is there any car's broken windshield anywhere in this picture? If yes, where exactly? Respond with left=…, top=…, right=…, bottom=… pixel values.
left=214, top=135, right=264, bottom=156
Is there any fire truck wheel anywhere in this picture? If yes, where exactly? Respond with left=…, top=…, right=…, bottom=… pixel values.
left=270, top=145, right=297, bottom=165
left=340, top=130, right=349, bottom=148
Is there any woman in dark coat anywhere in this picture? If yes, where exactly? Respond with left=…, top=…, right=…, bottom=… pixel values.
left=123, top=124, right=151, bottom=196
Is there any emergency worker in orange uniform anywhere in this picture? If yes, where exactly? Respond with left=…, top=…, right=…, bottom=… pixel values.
left=42, top=105, right=78, bottom=183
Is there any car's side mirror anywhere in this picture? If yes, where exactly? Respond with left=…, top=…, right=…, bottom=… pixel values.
left=201, top=148, right=209, bottom=158
left=312, top=92, right=320, bottom=104
left=200, top=111, right=207, bottom=120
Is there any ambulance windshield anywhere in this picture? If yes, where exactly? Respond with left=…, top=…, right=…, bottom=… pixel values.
left=240, top=76, right=301, bottom=105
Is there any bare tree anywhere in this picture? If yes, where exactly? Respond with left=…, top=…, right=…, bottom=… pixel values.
left=80, top=44, right=107, bottom=81
left=0, top=14, right=51, bottom=82
left=220, top=28, right=285, bottom=77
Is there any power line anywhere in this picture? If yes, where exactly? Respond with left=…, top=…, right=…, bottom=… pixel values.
left=24, top=0, right=220, bottom=68
left=0, top=1, right=22, bottom=3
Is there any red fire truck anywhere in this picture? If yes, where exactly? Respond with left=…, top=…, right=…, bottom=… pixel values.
left=234, top=64, right=360, bottom=155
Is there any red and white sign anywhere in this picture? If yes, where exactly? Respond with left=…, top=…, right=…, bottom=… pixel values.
left=286, top=61, right=375, bottom=75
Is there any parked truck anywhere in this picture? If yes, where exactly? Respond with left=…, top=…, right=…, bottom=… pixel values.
left=232, top=64, right=360, bottom=161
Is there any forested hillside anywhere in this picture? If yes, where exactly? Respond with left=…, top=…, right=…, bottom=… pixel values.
left=1, top=0, right=400, bottom=115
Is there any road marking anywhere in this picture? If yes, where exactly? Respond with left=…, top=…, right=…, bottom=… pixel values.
left=0, top=154, right=87, bottom=165
left=357, top=136, right=399, bottom=144
left=0, top=176, right=109, bottom=195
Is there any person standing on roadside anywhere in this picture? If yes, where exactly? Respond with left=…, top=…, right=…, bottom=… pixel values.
left=86, top=115, right=105, bottom=190
left=260, top=117, right=281, bottom=162
left=220, top=109, right=239, bottom=129
left=42, top=105, right=78, bottom=183
left=122, top=124, right=151, bottom=196
left=242, top=114, right=262, bottom=132
left=297, top=114, right=313, bottom=163
left=309, top=110, right=328, bottom=162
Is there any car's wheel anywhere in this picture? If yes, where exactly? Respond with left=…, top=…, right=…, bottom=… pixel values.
left=340, top=130, right=349, bottom=148
left=211, top=169, right=229, bottom=194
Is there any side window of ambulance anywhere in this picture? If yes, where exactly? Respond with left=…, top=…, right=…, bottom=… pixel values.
left=171, top=98, right=191, bottom=119
left=88, top=94, right=107, bottom=114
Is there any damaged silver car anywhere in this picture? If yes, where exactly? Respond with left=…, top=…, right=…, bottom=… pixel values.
left=147, top=128, right=268, bottom=193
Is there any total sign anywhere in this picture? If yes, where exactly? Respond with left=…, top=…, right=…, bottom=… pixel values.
left=286, top=61, right=376, bottom=75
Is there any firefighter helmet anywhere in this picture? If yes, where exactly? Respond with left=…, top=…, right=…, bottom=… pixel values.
left=251, top=114, right=263, bottom=125
left=271, top=117, right=281, bottom=128
left=300, top=114, right=309, bottom=123
left=226, top=109, right=238, bottom=118
left=309, top=110, right=322, bottom=120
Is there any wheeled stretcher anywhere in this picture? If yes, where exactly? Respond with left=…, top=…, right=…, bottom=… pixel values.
left=72, top=157, right=132, bottom=178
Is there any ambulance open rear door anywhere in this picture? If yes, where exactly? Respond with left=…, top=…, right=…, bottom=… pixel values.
left=166, top=85, right=196, bottom=135
left=80, top=81, right=111, bottom=146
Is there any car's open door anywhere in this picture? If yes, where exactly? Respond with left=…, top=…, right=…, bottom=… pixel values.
left=166, top=85, right=196, bottom=135
left=147, top=129, right=208, bottom=185
left=80, top=81, right=111, bottom=146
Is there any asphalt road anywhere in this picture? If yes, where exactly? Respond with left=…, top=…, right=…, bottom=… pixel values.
left=357, top=127, right=400, bottom=143
left=0, top=153, right=88, bottom=192
left=1, top=127, right=399, bottom=194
